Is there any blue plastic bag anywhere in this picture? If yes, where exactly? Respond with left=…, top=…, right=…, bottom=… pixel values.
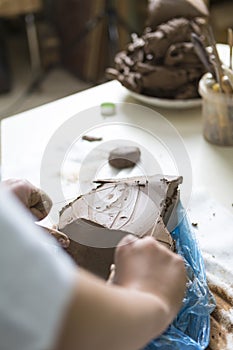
left=144, top=204, right=215, bottom=350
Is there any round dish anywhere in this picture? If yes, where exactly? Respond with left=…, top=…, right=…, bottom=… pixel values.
left=127, top=89, right=202, bottom=109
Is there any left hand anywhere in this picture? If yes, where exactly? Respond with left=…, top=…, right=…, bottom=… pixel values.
left=2, top=178, right=52, bottom=220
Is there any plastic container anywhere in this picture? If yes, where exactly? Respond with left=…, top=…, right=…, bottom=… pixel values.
left=198, top=73, right=233, bottom=146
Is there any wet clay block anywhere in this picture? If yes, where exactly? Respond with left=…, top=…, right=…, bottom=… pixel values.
left=59, top=175, right=182, bottom=279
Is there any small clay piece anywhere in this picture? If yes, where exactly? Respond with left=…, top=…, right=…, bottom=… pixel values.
left=108, top=146, right=141, bottom=169
left=82, top=135, right=103, bottom=142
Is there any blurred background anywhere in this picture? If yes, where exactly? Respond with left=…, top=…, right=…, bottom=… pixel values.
left=0, top=0, right=232, bottom=118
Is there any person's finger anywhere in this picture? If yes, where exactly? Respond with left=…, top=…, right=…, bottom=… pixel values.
left=29, top=189, right=53, bottom=220
left=38, top=224, right=70, bottom=248
left=30, top=207, right=46, bottom=220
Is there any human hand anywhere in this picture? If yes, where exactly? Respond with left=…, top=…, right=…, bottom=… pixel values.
left=2, top=178, right=52, bottom=220
left=114, top=235, right=186, bottom=318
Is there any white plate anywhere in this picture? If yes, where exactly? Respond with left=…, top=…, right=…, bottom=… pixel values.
left=127, top=89, right=202, bottom=109
left=126, top=44, right=231, bottom=109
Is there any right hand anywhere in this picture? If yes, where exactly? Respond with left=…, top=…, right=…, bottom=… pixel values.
left=114, top=235, right=186, bottom=318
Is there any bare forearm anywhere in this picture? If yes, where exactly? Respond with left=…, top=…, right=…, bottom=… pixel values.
left=54, top=237, right=186, bottom=350
left=55, top=269, right=174, bottom=350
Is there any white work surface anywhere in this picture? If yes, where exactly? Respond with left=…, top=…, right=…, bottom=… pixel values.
left=1, top=80, right=233, bottom=273
left=2, top=80, right=233, bottom=204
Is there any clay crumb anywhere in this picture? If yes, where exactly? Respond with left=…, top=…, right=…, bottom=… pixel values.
left=82, top=135, right=103, bottom=142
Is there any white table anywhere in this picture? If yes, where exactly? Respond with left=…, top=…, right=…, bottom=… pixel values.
left=1, top=80, right=233, bottom=208
left=1, top=79, right=233, bottom=250
left=2, top=78, right=233, bottom=256
left=2, top=79, right=233, bottom=347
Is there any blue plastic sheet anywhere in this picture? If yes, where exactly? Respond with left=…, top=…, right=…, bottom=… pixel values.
left=144, top=204, right=215, bottom=350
